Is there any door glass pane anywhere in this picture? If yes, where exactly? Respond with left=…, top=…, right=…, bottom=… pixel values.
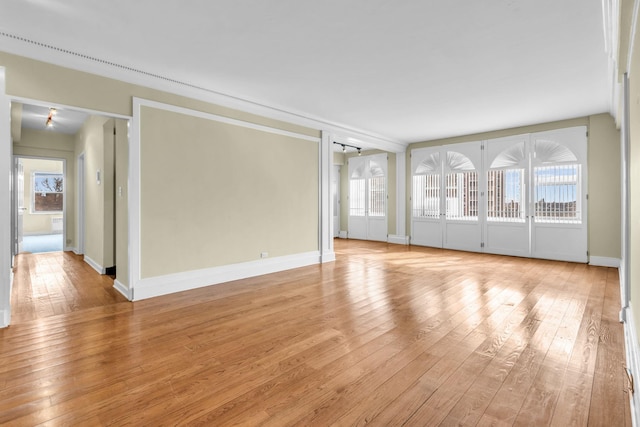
left=534, top=164, right=581, bottom=223
left=368, top=176, right=386, bottom=217
left=445, top=171, right=478, bottom=220
left=487, top=169, right=525, bottom=222
left=412, top=174, right=440, bottom=218
left=349, top=178, right=365, bottom=216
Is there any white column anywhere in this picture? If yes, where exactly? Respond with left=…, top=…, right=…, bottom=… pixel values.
left=389, top=150, right=409, bottom=245
left=320, top=131, right=335, bottom=262
left=0, top=68, right=12, bottom=327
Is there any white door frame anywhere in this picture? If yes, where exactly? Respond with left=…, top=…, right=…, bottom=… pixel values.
left=0, top=68, right=12, bottom=327
left=77, top=152, right=85, bottom=255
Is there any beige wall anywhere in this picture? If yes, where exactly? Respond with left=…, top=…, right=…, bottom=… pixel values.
left=1, top=50, right=322, bottom=289
left=75, top=115, right=110, bottom=268
left=588, top=113, right=621, bottom=258
left=139, top=106, right=318, bottom=278
left=405, top=115, right=621, bottom=259
left=13, top=129, right=75, bottom=244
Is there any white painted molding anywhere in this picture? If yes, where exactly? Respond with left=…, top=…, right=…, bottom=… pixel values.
left=136, top=98, right=320, bottom=143
left=133, top=251, right=320, bottom=301
left=65, top=246, right=78, bottom=253
left=322, top=252, right=336, bottom=263
left=388, top=235, right=410, bottom=245
left=395, top=151, right=407, bottom=238
left=589, top=256, right=621, bottom=268
left=84, top=255, right=105, bottom=275
left=338, top=231, right=348, bottom=239
left=623, top=304, right=640, bottom=426
left=0, top=309, right=9, bottom=328
left=113, top=280, right=132, bottom=301
left=0, top=67, right=11, bottom=328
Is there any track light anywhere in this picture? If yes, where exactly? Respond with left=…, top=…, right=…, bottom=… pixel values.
left=333, top=141, right=363, bottom=154
left=45, top=108, right=56, bottom=128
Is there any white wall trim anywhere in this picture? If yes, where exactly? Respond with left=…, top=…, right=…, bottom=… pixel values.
left=65, top=246, right=78, bottom=253
left=388, top=235, right=410, bottom=245
left=136, top=98, right=321, bottom=143
left=320, top=131, right=335, bottom=263
left=0, top=67, right=11, bottom=328
left=338, top=230, right=348, bottom=239
left=623, top=304, right=640, bottom=426
left=396, top=151, right=407, bottom=238
left=84, top=255, right=105, bottom=275
left=113, top=279, right=132, bottom=301
left=588, top=256, right=621, bottom=268
left=133, top=251, right=320, bottom=301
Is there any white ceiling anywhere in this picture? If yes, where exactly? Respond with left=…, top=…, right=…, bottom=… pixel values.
left=20, top=103, right=88, bottom=134
left=0, top=0, right=611, bottom=145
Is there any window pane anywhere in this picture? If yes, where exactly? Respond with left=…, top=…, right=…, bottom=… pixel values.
left=487, top=169, right=525, bottom=222
left=33, top=172, right=64, bottom=212
left=534, top=164, right=581, bottom=223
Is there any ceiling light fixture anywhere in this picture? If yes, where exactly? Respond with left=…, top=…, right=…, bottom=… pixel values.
left=45, top=108, right=56, bottom=127
left=333, top=141, right=362, bottom=155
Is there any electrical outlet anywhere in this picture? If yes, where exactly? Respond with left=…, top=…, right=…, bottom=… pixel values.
left=260, top=252, right=268, bottom=259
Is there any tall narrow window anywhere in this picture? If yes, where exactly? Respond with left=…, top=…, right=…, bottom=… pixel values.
left=32, top=172, right=63, bottom=213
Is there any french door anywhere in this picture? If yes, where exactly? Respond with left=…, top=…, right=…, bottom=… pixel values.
left=348, top=153, right=387, bottom=242
left=412, top=126, right=588, bottom=262
left=411, top=142, right=482, bottom=251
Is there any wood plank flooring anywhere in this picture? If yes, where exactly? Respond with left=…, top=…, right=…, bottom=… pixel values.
left=1, top=241, right=631, bottom=426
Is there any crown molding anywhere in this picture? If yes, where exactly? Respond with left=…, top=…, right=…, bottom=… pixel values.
left=0, top=31, right=408, bottom=153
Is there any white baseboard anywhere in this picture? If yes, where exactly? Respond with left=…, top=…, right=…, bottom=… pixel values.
left=623, top=304, right=640, bottom=426
left=132, top=250, right=321, bottom=301
left=0, top=309, right=9, bottom=328
left=589, top=256, right=621, bottom=268
left=388, top=235, right=409, bottom=245
left=321, top=251, right=336, bottom=263
left=84, top=255, right=105, bottom=274
left=113, top=279, right=132, bottom=300
left=338, top=230, right=348, bottom=239
left=65, top=246, right=78, bottom=253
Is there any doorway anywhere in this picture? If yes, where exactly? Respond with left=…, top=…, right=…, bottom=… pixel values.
left=13, top=157, right=66, bottom=254
left=348, top=153, right=388, bottom=242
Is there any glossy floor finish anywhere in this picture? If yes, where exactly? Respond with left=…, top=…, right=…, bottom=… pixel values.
left=1, top=241, right=631, bottom=426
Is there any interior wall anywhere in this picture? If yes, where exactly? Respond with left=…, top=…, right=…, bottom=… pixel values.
left=139, top=105, right=318, bottom=278
left=588, top=113, right=622, bottom=259
left=13, top=128, right=75, bottom=245
left=406, top=115, right=621, bottom=260
left=75, top=115, right=109, bottom=269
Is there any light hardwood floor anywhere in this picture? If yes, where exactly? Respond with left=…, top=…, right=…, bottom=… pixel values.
left=1, top=240, right=631, bottom=426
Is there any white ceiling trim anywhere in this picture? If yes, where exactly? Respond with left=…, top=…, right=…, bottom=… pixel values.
left=0, top=32, right=407, bottom=153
